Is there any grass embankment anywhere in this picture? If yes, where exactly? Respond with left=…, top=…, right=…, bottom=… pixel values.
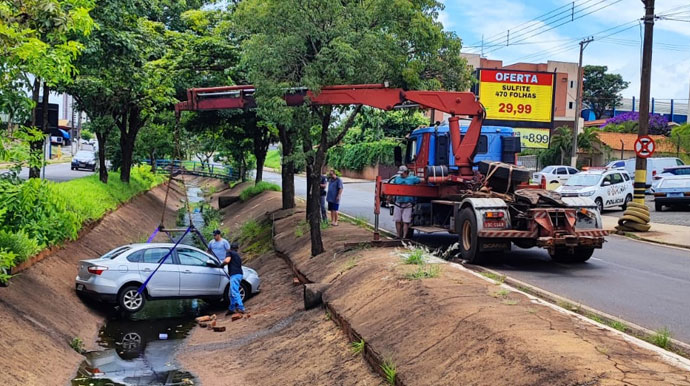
left=0, top=165, right=166, bottom=282
left=264, top=149, right=281, bottom=170
left=239, top=181, right=281, bottom=201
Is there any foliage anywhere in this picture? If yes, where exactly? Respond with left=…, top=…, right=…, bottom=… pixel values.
left=349, top=107, right=428, bottom=141
left=327, top=139, right=403, bottom=171
left=599, top=112, right=670, bottom=136
left=582, top=65, right=630, bottom=119
left=80, top=129, right=94, bottom=141
left=69, top=337, right=85, bottom=354
left=401, top=248, right=425, bottom=265
left=350, top=339, right=365, bottom=355
left=239, top=181, right=281, bottom=202
left=405, top=264, right=441, bottom=280
left=0, top=165, right=164, bottom=282
left=651, top=327, right=671, bottom=349
left=380, top=358, right=397, bottom=385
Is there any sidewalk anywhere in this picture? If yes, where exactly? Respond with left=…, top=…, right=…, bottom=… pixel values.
left=602, top=215, right=690, bottom=249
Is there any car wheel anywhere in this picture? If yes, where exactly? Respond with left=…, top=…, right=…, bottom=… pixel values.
left=118, top=285, right=146, bottom=313
left=240, top=281, right=251, bottom=302
left=622, top=194, right=632, bottom=210
left=595, top=198, right=603, bottom=213
left=549, top=247, right=594, bottom=263
left=655, top=202, right=663, bottom=212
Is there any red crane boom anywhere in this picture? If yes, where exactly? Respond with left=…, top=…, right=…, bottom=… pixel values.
left=175, top=83, right=486, bottom=176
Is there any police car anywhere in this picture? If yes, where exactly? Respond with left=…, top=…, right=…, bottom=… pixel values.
left=555, top=169, right=633, bottom=212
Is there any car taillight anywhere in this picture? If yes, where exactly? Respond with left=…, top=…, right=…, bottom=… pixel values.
left=87, top=266, right=108, bottom=275
left=540, top=175, right=546, bottom=189
left=652, top=170, right=657, bottom=176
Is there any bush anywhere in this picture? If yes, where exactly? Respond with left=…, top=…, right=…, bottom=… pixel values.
left=0, top=165, right=165, bottom=283
left=239, top=181, right=281, bottom=201
left=600, top=112, right=670, bottom=135
left=327, top=139, right=403, bottom=171
left=264, top=149, right=281, bottom=170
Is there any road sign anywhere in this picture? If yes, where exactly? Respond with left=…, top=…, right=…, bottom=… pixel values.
left=634, top=135, right=655, bottom=158
left=477, top=69, right=555, bottom=129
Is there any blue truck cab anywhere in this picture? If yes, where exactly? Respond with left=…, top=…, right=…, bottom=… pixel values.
left=405, top=124, right=521, bottom=169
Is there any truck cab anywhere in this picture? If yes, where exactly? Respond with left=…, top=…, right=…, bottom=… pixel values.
left=404, top=124, right=521, bottom=174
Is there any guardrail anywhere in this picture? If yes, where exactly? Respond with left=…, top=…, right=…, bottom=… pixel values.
left=144, top=159, right=245, bottom=181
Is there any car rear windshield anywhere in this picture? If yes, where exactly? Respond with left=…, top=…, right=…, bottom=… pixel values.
left=564, top=174, right=600, bottom=186
left=541, top=166, right=554, bottom=173
left=670, top=168, right=690, bottom=175
left=75, top=151, right=94, bottom=159
left=660, top=179, right=690, bottom=189
left=100, top=246, right=131, bottom=259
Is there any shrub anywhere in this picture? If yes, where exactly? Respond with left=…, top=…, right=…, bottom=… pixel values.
left=327, top=139, right=403, bottom=171
left=239, top=181, right=281, bottom=201
left=0, top=230, right=40, bottom=264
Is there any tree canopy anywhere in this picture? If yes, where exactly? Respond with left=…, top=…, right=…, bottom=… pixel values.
left=582, top=65, right=629, bottom=120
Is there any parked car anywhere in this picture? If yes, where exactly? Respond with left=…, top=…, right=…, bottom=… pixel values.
left=556, top=169, right=633, bottom=212
left=653, top=177, right=690, bottom=211
left=71, top=150, right=97, bottom=171
left=651, top=165, right=690, bottom=191
left=532, top=165, right=579, bottom=186
left=606, top=157, right=684, bottom=190
left=75, top=243, right=261, bottom=313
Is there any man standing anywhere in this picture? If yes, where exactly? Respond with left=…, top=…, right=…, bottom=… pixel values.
left=207, top=229, right=230, bottom=262
left=223, top=243, right=245, bottom=315
left=393, top=166, right=421, bottom=239
left=319, top=174, right=328, bottom=221
left=326, top=169, right=343, bottom=226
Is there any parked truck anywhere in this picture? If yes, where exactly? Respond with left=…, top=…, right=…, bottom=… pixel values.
left=175, top=83, right=608, bottom=264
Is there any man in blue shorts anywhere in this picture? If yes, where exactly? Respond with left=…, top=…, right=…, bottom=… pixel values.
left=326, top=169, right=343, bottom=226
left=393, top=166, right=421, bottom=239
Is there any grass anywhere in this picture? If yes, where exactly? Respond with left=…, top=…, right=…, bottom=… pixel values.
left=651, top=328, right=671, bottom=349
left=342, top=215, right=370, bottom=229
left=264, top=149, right=281, bottom=170
left=69, top=337, right=84, bottom=354
left=239, top=181, right=281, bottom=202
left=341, top=256, right=359, bottom=272
left=351, top=339, right=365, bottom=355
left=380, top=358, right=397, bottom=385
left=405, top=264, right=441, bottom=280
left=402, top=248, right=425, bottom=265
left=609, top=320, right=628, bottom=332
left=502, top=299, right=519, bottom=305
left=236, top=219, right=273, bottom=259
left=481, top=271, right=506, bottom=285
left=491, top=289, right=510, bottom=299
left=295, top=219, right=308, bottom=237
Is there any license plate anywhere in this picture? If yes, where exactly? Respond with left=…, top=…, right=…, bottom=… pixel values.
left=667, top=192, right=684, bottom=198
left=76, top=284, right=84, bottom=291
left=483, top=220, right=506, bottom=228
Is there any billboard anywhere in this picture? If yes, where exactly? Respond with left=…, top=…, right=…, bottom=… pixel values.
left=477, top=69, right=555, bottom=129
left=513, top=128, right=551, bottom=149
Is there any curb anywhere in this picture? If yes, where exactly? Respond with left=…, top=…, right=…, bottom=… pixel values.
left=465, top=264, right=690, bottom=360
left=608, top=230, right=690, bottom=251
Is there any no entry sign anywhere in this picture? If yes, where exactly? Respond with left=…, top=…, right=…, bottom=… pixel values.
left=634, top=136, right=656, bottom=158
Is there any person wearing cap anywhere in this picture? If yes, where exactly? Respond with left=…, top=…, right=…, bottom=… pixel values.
left=223, top=242, right=245, bottom=315
left=392, top=166, right=421, bottom=239
left=207, top=229, right=230, bottom=262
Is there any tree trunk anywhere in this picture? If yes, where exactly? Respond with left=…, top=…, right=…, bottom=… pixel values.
left=255, top=155, right=265, bottom=183
left=150, top=150, right=156, bottom=173
left=28, top=79, right=42, bottom=179
left=117, top=107, right=143, bottom=183
left=96, top=131, right=108, bottom=183
left=120, top=134, right=135, bottom=183
left=278, top=125, right=295, bottom=209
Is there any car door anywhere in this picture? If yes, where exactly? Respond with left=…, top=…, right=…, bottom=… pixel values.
left=134, top=247, right=180, bottom=297
left=555, top=167, right=569, bottom=183
left=608, top=173, right=625, bottom=207
left=176, top=247, right=223, bottom=296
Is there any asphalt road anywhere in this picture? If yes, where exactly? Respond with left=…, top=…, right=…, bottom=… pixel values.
left=8, top=161, right=95, bottom=182
left=264, top=170, right=690, bottom=344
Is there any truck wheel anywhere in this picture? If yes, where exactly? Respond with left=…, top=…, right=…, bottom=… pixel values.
left=549, top=247, right=594, bottom=263
left=513, top=240, right=536, bottom=249
left=458, top=207, right=484, bottom=264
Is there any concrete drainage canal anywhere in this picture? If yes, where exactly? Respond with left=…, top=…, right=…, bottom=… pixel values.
left=72, top=184, right=207, bottom=386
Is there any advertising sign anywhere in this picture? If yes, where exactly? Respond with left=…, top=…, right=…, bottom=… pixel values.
left=477, top=69, right=555, bottom=129
left=513, top=128, right=551, bottom=149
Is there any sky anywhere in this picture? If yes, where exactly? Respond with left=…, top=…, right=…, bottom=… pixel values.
left=440, top=0, right=690, bottom=101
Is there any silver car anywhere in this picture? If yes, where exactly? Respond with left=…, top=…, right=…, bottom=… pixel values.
left=75, top=243, right=260, bottom=313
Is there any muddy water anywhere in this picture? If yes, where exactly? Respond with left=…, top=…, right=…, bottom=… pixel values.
left=72, top=184, right=208, bottom=386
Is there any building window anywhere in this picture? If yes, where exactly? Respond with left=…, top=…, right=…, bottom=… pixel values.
left=569, top=102, right=574, bottom=109
left=570, top=80, right=574, bottom=88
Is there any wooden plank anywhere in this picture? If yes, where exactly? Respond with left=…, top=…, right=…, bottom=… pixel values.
left=412, top=226, right=448, bottom=233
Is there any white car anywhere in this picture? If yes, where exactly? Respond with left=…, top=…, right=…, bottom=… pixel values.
left=532, top=165, right=579, bottom=186
left=556, top=169, right=633, bottom=212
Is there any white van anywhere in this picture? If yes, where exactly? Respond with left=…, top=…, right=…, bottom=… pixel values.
left=606, top=157, right=684, bottom=189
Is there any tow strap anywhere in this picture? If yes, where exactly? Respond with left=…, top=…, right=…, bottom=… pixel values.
left=137, top=226, right=192, bottom=295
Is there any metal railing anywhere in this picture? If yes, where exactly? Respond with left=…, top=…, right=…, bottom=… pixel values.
left=144, top=159, right=245, bottom=181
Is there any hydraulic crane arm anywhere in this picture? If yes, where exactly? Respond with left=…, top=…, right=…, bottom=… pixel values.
left=175, top=83, right=486, bottom=175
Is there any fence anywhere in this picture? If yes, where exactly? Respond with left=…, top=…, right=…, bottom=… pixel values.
left=517, top=155, right=540, bottom=172
left=144, top=159, right=247, bottom=181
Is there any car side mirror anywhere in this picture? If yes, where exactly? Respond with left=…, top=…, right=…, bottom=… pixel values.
left=394, top=146, right=402, bottom=167
left=602, top=181, right=611, bottom=186
left=206, top=259, right=219, bottom=267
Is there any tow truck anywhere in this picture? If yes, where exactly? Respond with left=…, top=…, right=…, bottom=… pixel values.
left=175, top=84, right=607, bottom=263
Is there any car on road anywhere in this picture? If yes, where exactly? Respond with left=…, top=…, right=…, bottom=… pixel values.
left=532, top=165, right=579, bottom=187
left=71, top=150, right=97, bottom=171
left=555, top=169, right=633, bottom=212
left=651, top=165, right=690, bottom=191
left=653, top=177, right=690, bottom=212
left=606, top=157, right=684, bottom=190
left=75, top=243, right=260, bottom=313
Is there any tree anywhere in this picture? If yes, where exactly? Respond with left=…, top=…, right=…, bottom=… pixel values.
left=134, top=112, right=175, bottom=172
left=235, top=0, right=473, bottom=256
left=351, top=108, right=429, bottom=141
left=583, top=65, right=629, bottom=120
left=550, top=126, right=573, bottom=165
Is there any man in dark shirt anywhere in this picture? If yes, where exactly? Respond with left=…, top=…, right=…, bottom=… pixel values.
left=319, top=174, right=328, bottom=221
left=223, top=243, right=245, bottom=315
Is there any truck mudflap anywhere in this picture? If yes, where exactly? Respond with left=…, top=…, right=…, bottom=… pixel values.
left=536, top=234, right=606, bottom=249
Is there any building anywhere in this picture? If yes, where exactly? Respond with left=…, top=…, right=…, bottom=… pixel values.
left=578, top=132, right=681, bottom=167
left=458, top=53, right=580, bottom=130
left=582, top=97, right=689, bottom=125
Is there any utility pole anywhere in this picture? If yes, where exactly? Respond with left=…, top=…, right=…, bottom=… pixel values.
left=570, top=36, right=593, bottom=168
left=634, top=0, right=655, bottom=206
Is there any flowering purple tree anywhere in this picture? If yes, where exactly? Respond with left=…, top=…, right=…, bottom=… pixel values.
left=600, top=112, right=669, bottom=135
